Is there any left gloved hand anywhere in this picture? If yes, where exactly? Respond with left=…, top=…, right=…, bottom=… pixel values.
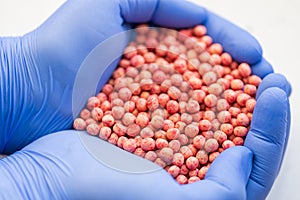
left=0, top=73, right=290, bottom=200
left=0, top=0, right=273, bottom=154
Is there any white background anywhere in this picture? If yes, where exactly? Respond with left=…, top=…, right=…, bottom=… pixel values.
left=0, top=1, right=299, bottom=199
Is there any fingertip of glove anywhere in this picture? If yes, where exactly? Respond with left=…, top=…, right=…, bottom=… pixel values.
left=251, top=57, right=274, bottom=78
left=205, top=11, right=262, bottom=65
left=151, top=0, right=207, bottom=28
left=257, top=73, right=292, bottom=98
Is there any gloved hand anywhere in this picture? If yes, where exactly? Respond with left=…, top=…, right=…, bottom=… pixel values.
left=0, top=0, right=275, bottom=154
left=0, top=73, right=290, bottom=200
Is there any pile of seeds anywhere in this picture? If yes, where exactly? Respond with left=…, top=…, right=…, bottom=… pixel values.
left=73, top=24, right=261, bottom=184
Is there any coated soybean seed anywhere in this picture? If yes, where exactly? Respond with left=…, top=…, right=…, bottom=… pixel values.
left=74, top=25, right=260, bottom=185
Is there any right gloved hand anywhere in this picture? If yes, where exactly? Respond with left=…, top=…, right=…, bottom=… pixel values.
left=0, top=0, right=275, bottom=154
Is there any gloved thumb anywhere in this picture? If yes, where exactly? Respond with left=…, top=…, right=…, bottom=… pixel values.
left=180, top=146, right=253, bottom=200
left=207, top=146, right=252, bottom=199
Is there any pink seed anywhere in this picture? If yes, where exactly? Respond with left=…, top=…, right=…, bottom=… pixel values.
left=73, top=118, right=87, bottom=130
left=144, top=151, right=157, bottom=162
left=146, top=94, right=159, bottom=111
left=248, top=75, right=262, bottom=87
left=180, top=113, right=193, bottom=124
left=204, top=138, right=219, bottom=153
left=168, top=86, right=181, bottom=100
left=126, top=124, right=141, bottom=137
left=188, top=77, right=202, bottom=89
left=184, top=124, right=199, bottom=138
left=176, top=175, right=188, bottom=184
left=228, top=107, right=241, bottom=118
left=141, top=138, right=156, bottom=151
left=192, top=135, right=206, bottom=149
left=222, top=140, right=235, bottom=150
left=186, top=100, right=200, bottom=114
left=136, top=98, right=147, bottom=112
left=158, top=147, right=174, bottom=164
left=220, top=123, right=234, bottom=135
left=189, top=169, right=199, bottom=177
left=244, top=84, right=257, bottom=96
left=186, top=156, right=199, bottom=170
left=191, top=89, right=206, bottom=103
left=209, top=152, right=220, bottom=162
left=102, top=114, right=115, bottom=127
left=246, top=98, right=256, bottom=112
left=169, top=140, right=181, bottom=153
left=204, top=94, right=217, bottom=107
left=220, top=52, right=232, bottom=66
left=199, top=120, right=212, bottom=131
left=196, top=150, right=208, bottom=165
left=99, top=126, right=112, bottom=140
left=213, top=130, right=227, bottom=144
left=86, top=96, right=100, bottom=110
left=236, top=113, right=250, bottom=126
left=208, top=83, right=223, bottom=96
left=123, top=138, right=137, bottom=153
left=151, top=115, right=164, bottom=130
left=233, top=136, right=244, bottom=146
left=170, top=74, right=183, bottom=87
left=108, top=133, right=119, bottom=145
left=118, top=87, right=132, bottom=102
left=188, top=176, right=201, bottom=184
left=131, top=55, right=145, bottom=67
left=163, top=119, right=175, bottom=131
left=172, top=153, right=185, bottom=167
left=111, top=106, right=124, bottom=120
left=152, top=70, right=167, bottom=84
left=233, top=126, right=248, bottom=137
left=166, top=128, right=180, bottom=140
left=203, top=71, right=217, bottom=85
left=180, top=146, right=193, bottom=159
left=80, top=109, right=91, bottom=120
left=217, top=111, right=231, bottom=123
left=193, top=25, right=207, bottom=37
left=238, top=63, right=251, bottom=77
left=198, top=166, right=209, bottom=180
left=156, top=138, right=169, bottom=149
left=203, top=111, right=216, bottom=121
left=236, top=93, right=251, bottom=107
left=85, top=118, right=97, bottom=126
left=224, top=89, right=237, bottom=104
left=140, top=127, right=154, bottom=138
left=123, top=101, right=135, bottom=113
left=180, top=164, right=189, bottom=175
left=168, top=165, right=181, bottom=178
left=128, top=83, right=141, bottom=95
left=231, top=79, right=244, bottom=90
left=102, top=84, right=114, bottom=95
left=216, top=99, right=230, bottom=111
left=113, top=122, right=127, bottom=136
left=166, top=100, right=179, bottom=114
left=122, top=112, right=136, bottom=126
left=178, top=134, right=189, bottom=146
left=86, top=123, right=100, bottom=136
left=158, top=93, right=170, bottom=107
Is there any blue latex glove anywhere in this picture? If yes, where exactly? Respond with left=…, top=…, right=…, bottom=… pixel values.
left=0, top=73, right=290, bottom=199
left=0, top=0, right=275, bottom=154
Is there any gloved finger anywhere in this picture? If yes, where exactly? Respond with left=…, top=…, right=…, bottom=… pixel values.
left=179, top=146, right=252, bottom=200
left=244, top=87, right=289, bottom=200
left=255, top=73, right=292, bottom=175
left=250, top=57, right=274, bottom=78
left=205, top=11, right=263, bottom=65
left=256, top=73, right=292, bottom=98
left=120, top=0, right=207, bottom=28
left=120, top=0, right=265, bottom=67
